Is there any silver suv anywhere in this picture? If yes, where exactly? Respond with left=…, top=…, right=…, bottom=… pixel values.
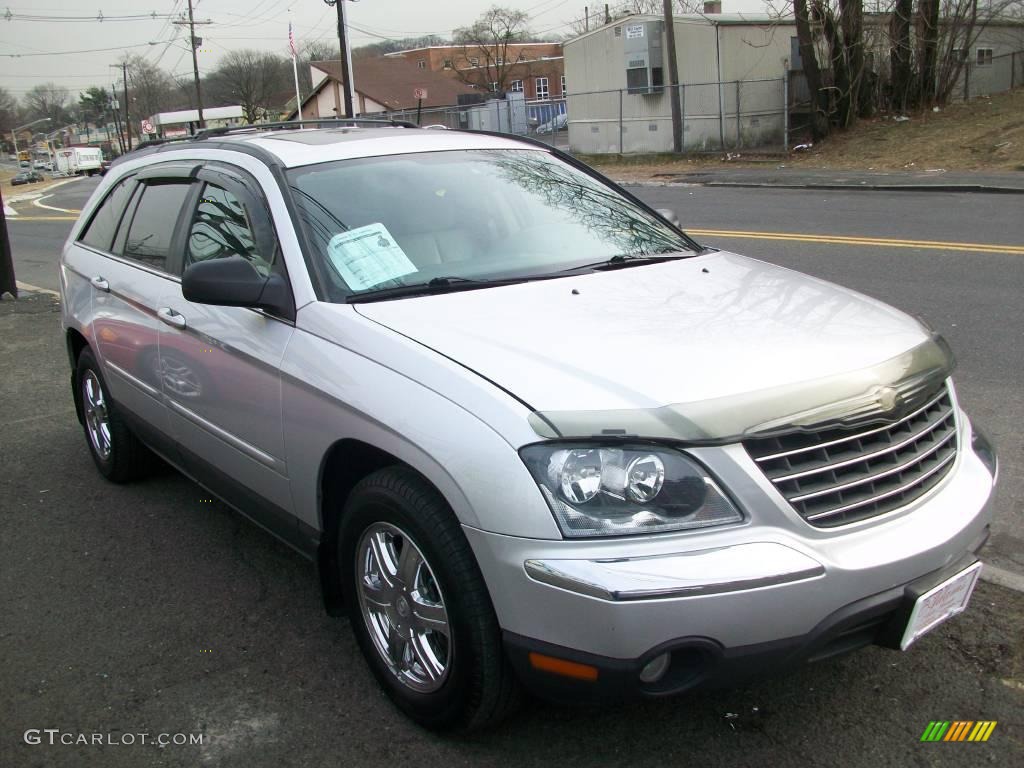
left=60, top=122, right=997, bottom=730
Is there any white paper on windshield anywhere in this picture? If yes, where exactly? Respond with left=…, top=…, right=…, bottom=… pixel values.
left=326, top=223, right=417, bottom=290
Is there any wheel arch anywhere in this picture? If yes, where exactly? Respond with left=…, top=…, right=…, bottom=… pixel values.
left=66, top=328, right=90, bottom=424
left=316, top=438, right=455, bottom=616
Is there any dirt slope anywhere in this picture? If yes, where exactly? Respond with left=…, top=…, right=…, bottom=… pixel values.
left=587, top=86, right=1024, bottom=179
left=795, top=87, right=1024, bottom=171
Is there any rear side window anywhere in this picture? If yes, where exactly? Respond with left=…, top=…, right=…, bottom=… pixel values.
left=119, top=182, right=192, bottom=272
left=79, top=179, right=134, bottom=252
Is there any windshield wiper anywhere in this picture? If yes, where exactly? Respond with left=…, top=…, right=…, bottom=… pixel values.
left=347, top=275, right=536, bottom=303
left=557, top=252, right=689, bottom=274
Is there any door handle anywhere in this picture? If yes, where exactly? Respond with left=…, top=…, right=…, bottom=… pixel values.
left=90, top=276, right=109, bottom=292
left=157, top=307, right=187, bottom=329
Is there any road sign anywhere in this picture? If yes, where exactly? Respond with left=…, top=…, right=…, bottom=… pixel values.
left=141, top=120, right=155, bottom=134
left=413, top=88, right=428, bottom=101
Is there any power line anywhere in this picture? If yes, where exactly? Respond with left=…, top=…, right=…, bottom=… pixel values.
left=2, top=41, right=173, bottom=58
left=1, top=11, right=175, bottom=22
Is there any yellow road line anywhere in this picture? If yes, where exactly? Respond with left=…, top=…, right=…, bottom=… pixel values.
left=688, top=228, right=1024, bottom=256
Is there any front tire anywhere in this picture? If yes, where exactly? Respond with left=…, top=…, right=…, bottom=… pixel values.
left=76, top=347, right=153, bottom=483
left=339, top=467, right=519, bottom=730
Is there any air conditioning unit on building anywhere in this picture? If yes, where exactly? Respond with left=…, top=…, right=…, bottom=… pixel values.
left=623, top=20, right=664, bottom=95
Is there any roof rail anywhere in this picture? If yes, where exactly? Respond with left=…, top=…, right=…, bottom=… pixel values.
left=193, top=118, right=420, bottom=140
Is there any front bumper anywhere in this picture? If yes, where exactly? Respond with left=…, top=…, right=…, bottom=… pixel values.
left=503, top=548, right=987, bottom=701
left=464, top=415, right=996, bottom=698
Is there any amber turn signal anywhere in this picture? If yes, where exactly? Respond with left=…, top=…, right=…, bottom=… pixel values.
left=528, top=652, right=599, bottom=681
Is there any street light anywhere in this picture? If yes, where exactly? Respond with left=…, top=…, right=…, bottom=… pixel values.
left=11, top=118, right=51, bottom=164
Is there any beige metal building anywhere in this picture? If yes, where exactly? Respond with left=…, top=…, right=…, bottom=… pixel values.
left=563, top=12, right=797, bottom=153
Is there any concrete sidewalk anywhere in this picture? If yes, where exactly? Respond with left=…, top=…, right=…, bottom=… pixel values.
left=630, top=167, right=1024, bottom=193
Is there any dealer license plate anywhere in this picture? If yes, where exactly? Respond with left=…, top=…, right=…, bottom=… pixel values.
left=901, top=562, right=982, bottom=650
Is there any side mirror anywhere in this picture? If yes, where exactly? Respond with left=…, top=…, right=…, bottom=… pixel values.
left=182, top=255, right=291, bottom=317
left=655, top=208, right=681, bottom=228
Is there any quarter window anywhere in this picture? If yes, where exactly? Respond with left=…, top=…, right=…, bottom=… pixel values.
left=186, top=183, right=271, bottom=274
left=119, top=182, right=191, bottom=271
left=79, top=178, right=134, bottom=252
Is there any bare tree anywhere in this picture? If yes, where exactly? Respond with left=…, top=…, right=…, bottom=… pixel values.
left=794, top=0, right=830, bottom=138
left=121, top=54, right=178, bottom=120
left=453, top=6, right=532, bottom=92
left=0, top=86, right=19, bottom=142
left=206, top=49, right=291, bottom=123
left=566, top=1, right=708, bottom=36
left=23, top=83, right=71, bottom=125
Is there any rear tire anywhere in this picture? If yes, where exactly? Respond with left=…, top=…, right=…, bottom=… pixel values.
left=75, top=347, right=153, bottom=483
left=339, top=466, right=520, bottom=731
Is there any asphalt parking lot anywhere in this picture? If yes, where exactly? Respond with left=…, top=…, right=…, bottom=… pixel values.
left=1, top=179, right=1022, bottom=766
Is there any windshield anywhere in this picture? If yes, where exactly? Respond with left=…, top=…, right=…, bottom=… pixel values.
left=286, top=149, right=695, bottom=301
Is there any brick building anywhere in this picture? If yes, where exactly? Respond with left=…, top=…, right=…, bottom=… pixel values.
left=386, top=43, right=566, bottom=100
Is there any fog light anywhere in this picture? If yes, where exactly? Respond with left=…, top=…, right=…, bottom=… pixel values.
left=639, top=652, right=670, bottom=683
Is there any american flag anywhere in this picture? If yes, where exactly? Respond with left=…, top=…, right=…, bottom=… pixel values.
left=288, top=22, right=297, bottom=58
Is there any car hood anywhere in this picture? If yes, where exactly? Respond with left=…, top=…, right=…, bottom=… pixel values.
left=354, top=252, right=948, bottom=441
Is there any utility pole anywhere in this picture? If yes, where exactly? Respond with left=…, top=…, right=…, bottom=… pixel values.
left=173, top=0, right=212, bottom=129
left=110, top=85, right=125, bottom=154
left=122, top=62, right=132, bottom=151
left=662, top=0, right=683, bottom=153
left=109, top=65, right=131, bottom=151
left=324, top=0, right=355, bottom=118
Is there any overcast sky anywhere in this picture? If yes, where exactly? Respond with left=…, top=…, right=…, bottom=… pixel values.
left=1, top=0, right=769, bottom=102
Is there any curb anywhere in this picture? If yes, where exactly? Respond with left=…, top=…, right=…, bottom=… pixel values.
left=701, top=181, right=1024, bottom=195
left=622, top=178, right=1024, bottom=194
left=980, top=563, right=1024, bottom=594
left=15, top=281, right=60, bottom=297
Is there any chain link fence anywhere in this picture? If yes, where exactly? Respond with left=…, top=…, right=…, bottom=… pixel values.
left=958, top=50, right=1024, bottom=100
left=385, top=80, right=787, bottom=155
left=384, top=97, right=569, bottom=149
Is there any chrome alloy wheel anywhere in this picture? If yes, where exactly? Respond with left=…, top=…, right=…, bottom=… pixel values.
left=356, top=522, right=451, bottom=692
left=81, top=369, right=112, bottom=460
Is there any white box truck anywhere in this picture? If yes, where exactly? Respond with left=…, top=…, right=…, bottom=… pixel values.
left=54, top=147, right=103, bottom=176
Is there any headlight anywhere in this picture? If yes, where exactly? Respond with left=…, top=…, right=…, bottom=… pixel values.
left=520, top=443, right=743, bottom=538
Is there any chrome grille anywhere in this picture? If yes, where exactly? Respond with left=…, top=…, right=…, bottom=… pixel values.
left=744, top=385, right=958, bottom=527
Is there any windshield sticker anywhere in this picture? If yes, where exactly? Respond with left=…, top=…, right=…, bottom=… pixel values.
left=326, top=223, right=418, bottom=290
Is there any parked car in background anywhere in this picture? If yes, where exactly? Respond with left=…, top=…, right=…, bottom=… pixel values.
left=60, top=122, right=997, bottom=731
left=535, top=113, right=568, bottom=134
left=11, top=170, right=44, bottom=185
left=99, top=159, right=113, bottom=176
